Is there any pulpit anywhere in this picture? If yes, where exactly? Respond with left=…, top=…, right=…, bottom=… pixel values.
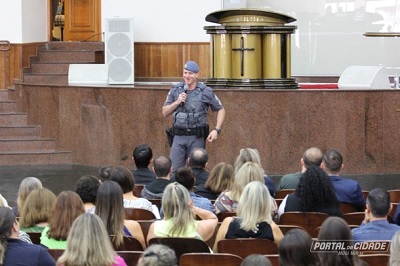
left=204, top=9, right=299, bottom=89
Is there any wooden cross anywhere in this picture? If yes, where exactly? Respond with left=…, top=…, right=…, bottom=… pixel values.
left=232, top=36, right=255, bottom=76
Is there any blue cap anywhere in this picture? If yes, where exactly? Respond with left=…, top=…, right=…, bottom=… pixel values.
left=184, top=61, right=199, bottom=73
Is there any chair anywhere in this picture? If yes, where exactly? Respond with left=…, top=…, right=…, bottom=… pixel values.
left=217, top=212, right=236, bottom=222
left=110, top=235, right=144, bottom=251
left=340, top=202, right=358, bottom=214
left=278, top=224, right=306, bottom=235
left=180, top=253, right=243, bottom=266
left=362, top=190, right=369, bottom=199
left=265, top=254, right=280, bottom=266
left=26, top=231, right=41, bottom=245
left=388, top=189, right=400, bottom=203
left=137, top=220, right=154, bottom=241
left=205, top=222, right=221, bottom=248
left=148, top=237, right=210, bottom=262
left=148, top=198, right=162, bottom=210
left=216, top=238, right=278, bottom=258
left=116, top=251, right=143, bottom=266
left=275, top=189, right=295, bottom=199
left=133, top=185, right=145, bottom=197
left=359, top=254, right=390, bottom=265
left=279, top=212, right=329, bottom=238
left=47, top=249, right=65, bottom=261
left=124, top=208, right=156, bottom=220
left=342, top=212, right=364, bottom=226
left=275, top=198, right=283, bottom=207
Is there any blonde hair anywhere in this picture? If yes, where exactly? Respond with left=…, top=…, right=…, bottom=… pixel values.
left=234, top=148, right=265, bottom=174
left=16, top=177, right=42, bottom=212
left=237, top=181, right=272, bottom=231
left=19, top=187, right=56, bottom=228
left=230, top=162, right=264, bottom=202
left=390, top=230, right=400, bottom=266
left=57, top=213, right=116, bottom=266
left=161, top=182, right=196, bottom=236
left=205, top=162, right=234, bottom=194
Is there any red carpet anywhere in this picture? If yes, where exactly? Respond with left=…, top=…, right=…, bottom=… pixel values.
left=299, top=83, right=338, bottom=89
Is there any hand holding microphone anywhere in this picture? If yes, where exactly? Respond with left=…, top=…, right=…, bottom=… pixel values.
left=179, top=84, right=188, bottom=107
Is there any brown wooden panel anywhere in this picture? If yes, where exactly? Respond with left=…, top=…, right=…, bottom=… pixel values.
left=134, top=42, right=210, bottom=79
left=64, top=0, right=101, bottom=41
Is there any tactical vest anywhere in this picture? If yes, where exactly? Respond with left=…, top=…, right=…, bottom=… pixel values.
left=173, top=83, right=208, bottom=129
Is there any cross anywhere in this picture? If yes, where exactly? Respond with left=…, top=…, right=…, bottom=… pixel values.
left=232, top=37, right=255, bottom=77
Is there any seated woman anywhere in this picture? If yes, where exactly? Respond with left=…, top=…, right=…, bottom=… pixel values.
left=279, top=229, right=319, bottom=266
left=318, top=217, right=363, bottom=265
left=40, top=191, right=85, bottom=249
left=213, top=181, right=283, bottom=252
left=195, top=162, right=235, bottom=200
left=278, top=165, right=342, bottom=218
left=56, top=213, right=127, bottom=266
left=19, top=187, right=56, bottom=233
left=95, top=181, right=146, bottom=250
left=0, top=207, right=55, bottom=266
left=75, top=175, right=100, bottom=214
left=147, top=182, right=218, bottom=243
left=214, top=162, right=278, bottom=220
left=109, top=166, right=157, bottom=216
left=13, top=177, right=42, bottom=217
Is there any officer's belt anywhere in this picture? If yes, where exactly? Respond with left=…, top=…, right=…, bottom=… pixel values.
left=173, top=127, right=200, bottom=136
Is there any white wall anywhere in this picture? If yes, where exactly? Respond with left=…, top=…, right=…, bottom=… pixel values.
left=0, top=0, right=23, bottom=43
left=101, top=0, right=222, bottom=42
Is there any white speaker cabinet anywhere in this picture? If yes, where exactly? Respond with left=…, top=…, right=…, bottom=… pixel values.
left=338, top=66, right=391, bottom=90
left=105, top=18, right=134, bottom=84
left=68, top=64, right=108, bottom=85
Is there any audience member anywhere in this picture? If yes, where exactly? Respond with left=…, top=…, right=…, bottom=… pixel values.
left=96, top=181, right=146, bottom=249
left=195, top=162, right=234, bottom=200
left=110, top=165, right=154, bottom=213
left=233, top=148, right=276, bottom=197
left=137, top=244, right=177, bottom=266
left=241, top=254, right=272, bottom=266
left=19, top=187, right=56, bottom=232
left=390, top=230, right=400, bottom=266
left=147, top=182, right=217, bottom=242
left=214, top=162, right=277, bottom=220
left=278, top=165, right=342, bottom=218
left=141, top=155, right=173, bottom=199
left=213, top=181, right=283, bottom=252
left=322, top=149, right=366, bottom=211
left=56, top=213, right=127, bottom=266
left=40, top=191, right=85, bottom=249
left=75, top=175, right=100, bottom=214
left=352, top=188, right=400, bottom=243
left=279, top=229, right=319, bottom=266
left=394, top=201, right=400, bottom=225
left=131, top=144, right=157, bottom=185
left=175, top=167, right=214, bottom=212
left=13, top=176, right=43, bottom=216
left=187, top=147, right=209, bottom=186
left=98, top=165, right=113, bottom=183
left=277, top=147, right=323, bottom=191
left=318, top=217, right=363, bottom=266
left=0, top=207, right=55, bottom=266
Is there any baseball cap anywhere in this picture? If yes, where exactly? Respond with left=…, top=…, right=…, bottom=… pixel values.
left=184, top=61, right=199, bottom=73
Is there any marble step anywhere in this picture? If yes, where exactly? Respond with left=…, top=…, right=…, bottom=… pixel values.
left=0, top=90, right=9, bottom=101
left=0, top=126, right=41, bottom=138
left=22, top=74, right=68, bottom=85
left=0, top=151, right=73, bottom=166
left=38, top=50, right=97, bottom=63
left=46, top=41, right=104, bottom=51
left=0, top=138, right=56, bottom=152
left=0, top=100, right=16, bottom=112
left=0, top=113, right=27, bottom=126
left=30, top=62, right=70, bottom=75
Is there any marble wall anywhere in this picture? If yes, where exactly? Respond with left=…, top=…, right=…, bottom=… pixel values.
left=11, top=84, right=400, bottom=176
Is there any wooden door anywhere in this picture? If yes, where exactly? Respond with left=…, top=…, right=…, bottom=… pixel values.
left=64, top=0, right=101, bottom=41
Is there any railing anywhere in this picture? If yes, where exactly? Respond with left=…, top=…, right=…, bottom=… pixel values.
left=0, top=40, right=10, bottom=51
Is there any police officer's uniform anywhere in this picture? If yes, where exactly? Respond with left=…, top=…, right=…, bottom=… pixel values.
left=164, top=81, right=223, bottom=172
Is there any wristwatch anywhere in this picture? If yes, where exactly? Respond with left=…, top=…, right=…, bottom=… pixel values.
left=214, top=128, right=221, bottom=135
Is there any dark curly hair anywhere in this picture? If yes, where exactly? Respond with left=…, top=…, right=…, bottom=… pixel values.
left=295, top=165, right=339, bottom=212
left=75, top=175, right=100, bottom=204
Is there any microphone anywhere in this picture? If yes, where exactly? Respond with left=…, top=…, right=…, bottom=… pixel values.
left=180, top=84, right=188, bottom=107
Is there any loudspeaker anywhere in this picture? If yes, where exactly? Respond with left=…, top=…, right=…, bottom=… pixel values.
left=68, top=64, right=108, bottom=85
left=338, top=66, right=391, bottom=90
left=105, top=18, right=134, bottom=84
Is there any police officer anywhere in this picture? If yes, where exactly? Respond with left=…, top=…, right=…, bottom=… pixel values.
left=162, top=61, right=225, bottom=172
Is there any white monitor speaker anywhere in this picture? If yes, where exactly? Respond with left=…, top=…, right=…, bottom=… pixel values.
left=68, top=64, right=108, bottom=85
left=338, top=66, right=391, bottom=90
left=105, top=18, right=134, bottom=84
